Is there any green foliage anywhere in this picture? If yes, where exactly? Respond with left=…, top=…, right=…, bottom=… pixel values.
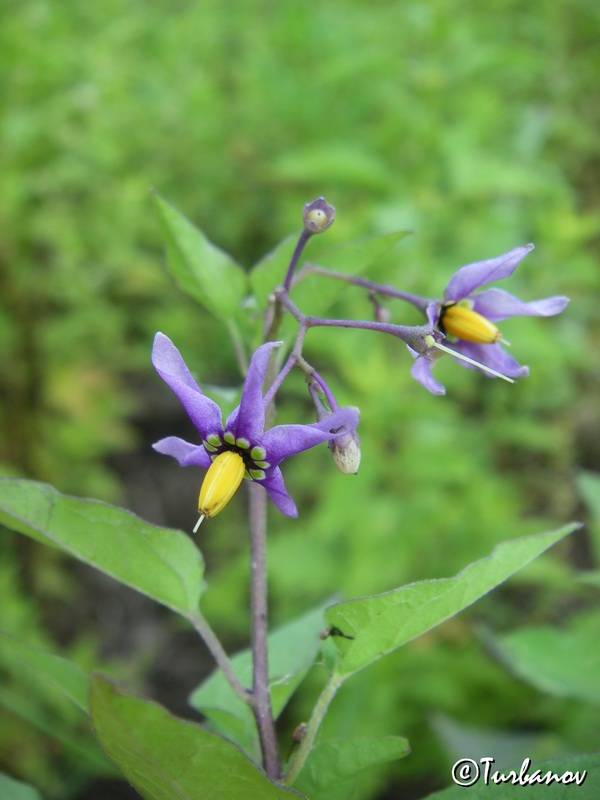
left=325, top=525, right=579, bottom=678
left=294, top=736, right=410, bottom=800
left=491, top=610, right=600, bottom=703
left=152, top=191, right=249, bottom=333
left=90, top=675, right=303, bottom=800
left=0, top=479, right=205, bottom=614
left=0, top=634, right=89, bottom=713
left=2, top=0, right=599, bottom=796
left=189, top=602, right=328, bottom=757
left=1, top=473, right=579, bottom=797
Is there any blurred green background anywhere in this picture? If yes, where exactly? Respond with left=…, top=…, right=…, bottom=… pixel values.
left=1, top=0, right=599, bottom=798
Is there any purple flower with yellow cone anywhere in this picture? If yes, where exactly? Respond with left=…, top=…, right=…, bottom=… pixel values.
left=411, top=245, right=569, bottom=395
left=152, top=333, right=360, bottom=527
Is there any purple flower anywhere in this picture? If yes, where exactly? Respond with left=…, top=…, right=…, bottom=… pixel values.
left=411, top=245, right=569, bottom=395
left=152, top=333, right=359, bottom=518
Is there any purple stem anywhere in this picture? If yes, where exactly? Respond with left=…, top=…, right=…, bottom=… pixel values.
left=262, top=354, right=295, bottom=409
left=275, top=286, right=439, bottom=358
left=308, top=369, right=338, bottom=410
left=301, top=263, right=430, bottom=312
left=247, top=479, right=281, bottom=779
left=283, top=229, right=313, bottom=292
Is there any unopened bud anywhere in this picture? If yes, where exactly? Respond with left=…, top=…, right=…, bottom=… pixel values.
left=329, top=430, right=361, bottom=474
left=303, top=196, right=335, bottom=234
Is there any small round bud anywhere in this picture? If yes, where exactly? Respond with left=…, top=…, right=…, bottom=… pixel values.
left=329, top=430, right=361, bottom=474
left=303, top=196, right=335, bottom=234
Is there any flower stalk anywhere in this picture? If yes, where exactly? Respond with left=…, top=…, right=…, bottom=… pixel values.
left=247, top=479, right=281, bottom=778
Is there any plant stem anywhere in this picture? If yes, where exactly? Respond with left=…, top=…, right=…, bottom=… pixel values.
left=275, top=286, right=438, bottom=356
left=265, top=229, right=313, bottom=342
left=283, top=673, right=344, bottom=786
left=247, top=479, right=281, bottom=779
left=186, top=610, right=250, bottom=703
left=301, top=263, right=430, bottom=312
left=283, top=229, right=312, bottom=292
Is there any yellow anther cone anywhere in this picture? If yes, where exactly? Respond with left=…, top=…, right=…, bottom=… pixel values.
left=194, top=451, right=246, bottom=531
left=440, top=303, right=501, bottom=344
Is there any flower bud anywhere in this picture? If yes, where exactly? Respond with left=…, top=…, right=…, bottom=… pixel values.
left=303, top=196, right=335, bottom=234
left=329, top=430, right=361, bottom=474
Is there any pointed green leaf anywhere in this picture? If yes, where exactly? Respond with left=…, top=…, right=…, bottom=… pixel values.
left=152, top=191, right=248, bottom=321
left=90, top=674, right=304, bottom=800
left=424, top=753, right=600, bottom=799
left=293, top=736, right=410, bottom=800
left=491, top=612, right=600, bottom=703
left=189, top=603, right=327, bottom=753
left=0, top=773, right=42, bottom=800
left=325, top=524, right=579, bottom=677
left=0, top=633, right=88, bottom=712
left=0, top=478, right=204, bottom=615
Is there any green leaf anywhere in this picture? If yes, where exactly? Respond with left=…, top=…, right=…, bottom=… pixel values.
left=491, top=612, right=600, bottom=703
left=152, top=191, right=248, bottom=322
left=0, top=478, right=205, bottom=615
left=424, top=753, right=600, bottom=799
left=189, top=603, right=327, bottom=754
left=325, top=524, right=579, bottom=677
left=89, top=674, right=304, bottom=800
left=0, top=633, right=89, bottom=712
left=293, top=736, right=410, bottom=800
left=0, top=773, right=43, bottom=800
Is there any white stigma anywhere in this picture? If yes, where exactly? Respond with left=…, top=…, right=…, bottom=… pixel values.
left=193, top=513, right=206, bottom=533
left=425, top=335, right=515, bottom=384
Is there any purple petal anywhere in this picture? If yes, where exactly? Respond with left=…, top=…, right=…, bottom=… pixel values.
left=451, top=341, right=530, bottom=378
left=153, top=437, right=211, bottom=468
left=426, top=300, right=440, bottom=327
left=444, top=245, right=534, bottom=302
left=225, top=342, right=279, bottom=440
left=263, top=406, right=360, bottom=466
left=410, top=354, right=446, bottom=395
left=473, top=288, right=569, bottom=322
left=262, top=467, right=298, bottom=517
left=152, top=333, right=223, bottom=438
